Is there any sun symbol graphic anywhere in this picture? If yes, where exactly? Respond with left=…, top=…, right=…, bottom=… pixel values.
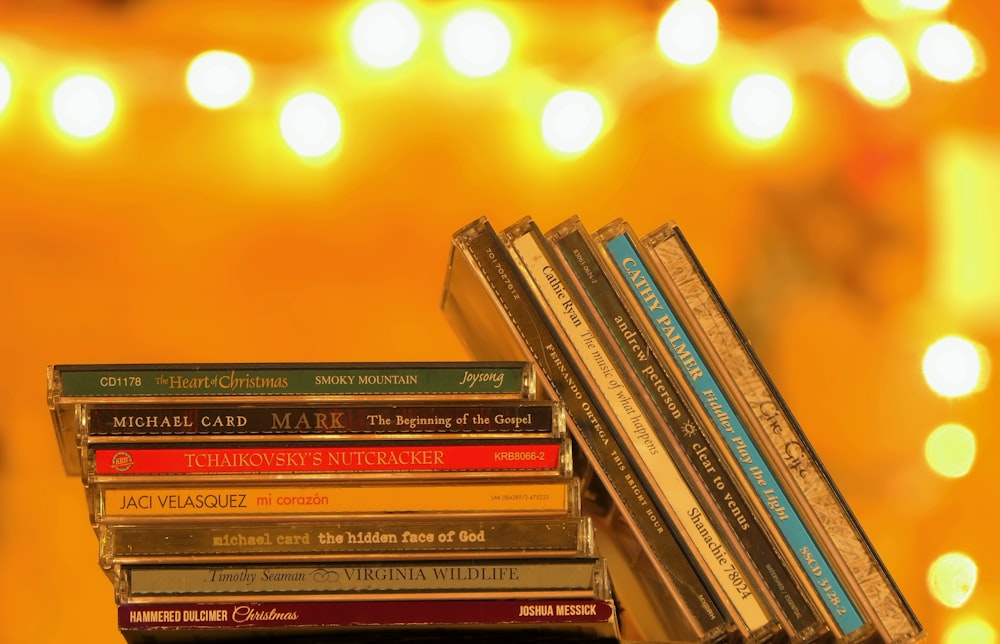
left=682, top=420, right=698, bottom=437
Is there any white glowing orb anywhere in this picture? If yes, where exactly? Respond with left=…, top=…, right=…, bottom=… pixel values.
left=917, top=23, right=976, bottom=82
left=657, top=0, right=719, bottom=66
left=186, top=51, right=253, bottom=109
left=280, top=93, right=342, bottom=158
left=443, top=9, right=512, bottom=78
left=927, top=552, right=977, bottom=608
left=541, top=90, right=604, bottom=155
left=846, top=36, right=910, bottom=107
left=350, top=1, right=421, bottom=69
left=922, top=335, right=984, bottom=397
left=730, top=73, right=793, bottom=141
left=52, top=74, right=116, bottom=138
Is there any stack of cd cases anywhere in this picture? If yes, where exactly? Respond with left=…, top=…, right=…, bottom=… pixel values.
left=441, top=216, right=926, bottom=644
left=47, top=362, right=621, bottom=642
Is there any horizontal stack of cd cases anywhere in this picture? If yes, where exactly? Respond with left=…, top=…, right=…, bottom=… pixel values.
left=441, top=216, right=926, bottom=644
left=47, top=362, right=621, bottom=642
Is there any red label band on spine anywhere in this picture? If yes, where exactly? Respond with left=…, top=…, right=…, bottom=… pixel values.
left=94, top=442, right=563, bottom=475
left=118, top=598, right=616, bottom=630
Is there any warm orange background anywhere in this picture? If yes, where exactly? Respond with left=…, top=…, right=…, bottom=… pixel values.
left=1, top=1, right=997, bottom=642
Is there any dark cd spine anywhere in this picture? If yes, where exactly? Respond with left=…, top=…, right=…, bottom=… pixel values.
left=117, top=597, right=620, bottom=637
left=118, top=558, right=608, bottom=601
left=83, top=401, right=564, bottom=438
left=99, top=516, right=596, bottom=567
left=50, top=361, right=536, bottom=400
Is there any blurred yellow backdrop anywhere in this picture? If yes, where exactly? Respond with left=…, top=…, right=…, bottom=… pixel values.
left=0, top=0, right=997, bottom=642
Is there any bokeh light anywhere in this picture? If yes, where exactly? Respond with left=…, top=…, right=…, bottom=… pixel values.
left=905, top=0, right=951, bottom=11
left=729, top=73, right=793, bottom=141
left=279, top=92, right=342, bottom=158
left=917, top=23, right=977, bottom=82
left=0, top=61, right=11, bottom=114
left=923, top=335, right=985, bottom=397
left=943, top=617, right=996, bottom=644
left=928, top=552, right=978, bottom=608
left=186, top=51, right=253, bottom=109
left=52, top=74, right=116, bottom=139
left=845, top=35, right=910, bottom=107
left=350, top=0, right=421, bottom=69
left=924, top=423, right=976, bottom=478
left=860, top=0, right=907, bottom=20
left=656, top=0, right=719, bottom=66
left=541, top=90, right=604, bottom=155
left=443, top=9, right=511, bottom=78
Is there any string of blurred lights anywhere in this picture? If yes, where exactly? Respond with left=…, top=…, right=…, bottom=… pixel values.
left=921, top=331, right=991, bottom=644
left=0, top=0, right=994, bottom=639
left=0, top=0, right=985, bottom=157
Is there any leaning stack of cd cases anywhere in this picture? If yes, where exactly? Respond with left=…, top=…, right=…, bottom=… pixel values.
left=47, top=361, right=623, bottom=642
left=441, top=215, right=927, bottom=644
